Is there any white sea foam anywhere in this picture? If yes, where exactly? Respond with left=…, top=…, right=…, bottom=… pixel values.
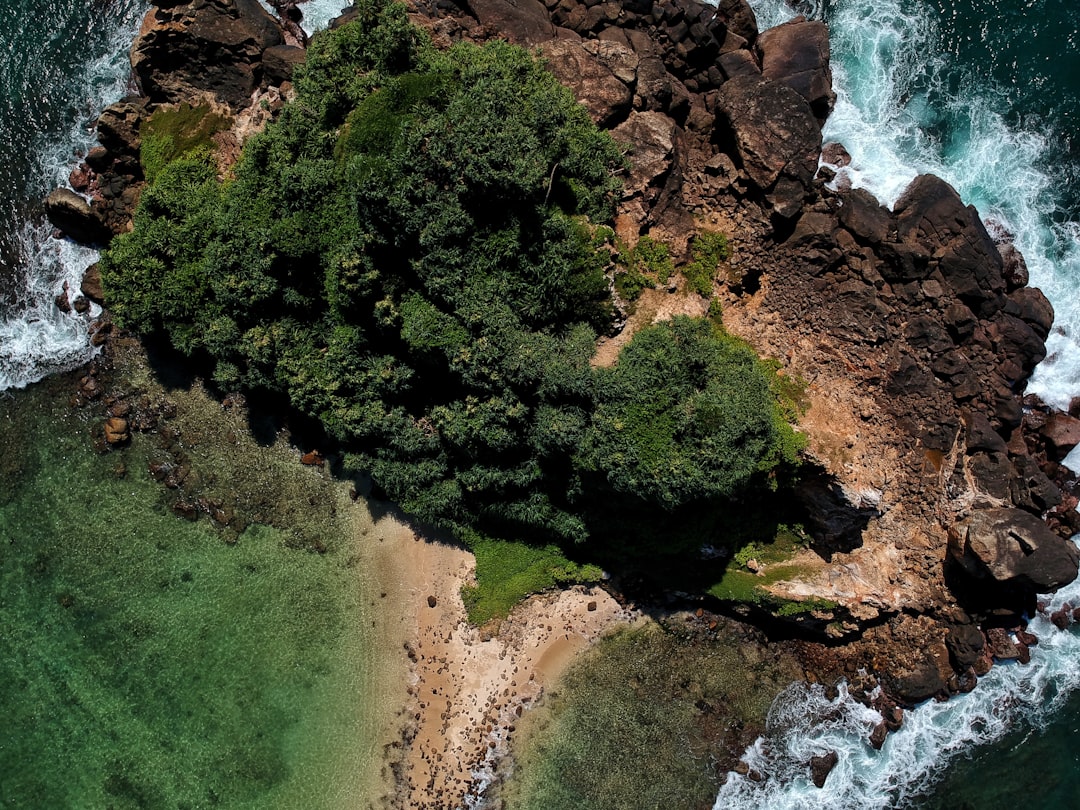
left=0, top=5, right=146, bottom=391
left=259, top=0, right=350, bottom=36
left=714, top=555, right=1080, bottom=809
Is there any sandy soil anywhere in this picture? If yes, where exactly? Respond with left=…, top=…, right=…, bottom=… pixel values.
left=369, top=516, right=636, bottom=809
left=592, top=282, right=710, bottom=368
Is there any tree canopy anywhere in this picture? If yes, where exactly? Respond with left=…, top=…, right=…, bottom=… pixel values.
left=101, top=0, right=803, bottom=555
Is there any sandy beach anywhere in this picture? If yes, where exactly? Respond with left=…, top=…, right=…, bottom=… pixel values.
left=369, top=515, right=637, bottom=809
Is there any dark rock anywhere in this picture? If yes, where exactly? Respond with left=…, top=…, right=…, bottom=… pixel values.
left=45, top=188, right=111, bottom=245
left=587, top=600, right=597, bottom=611
left=869, top=720, right=887, bottom=750
left=964, top=411, right=1008, bottom=455
left=427, top=594, right=438, bottom=608
left=1005, top=287, right=1054, bottom=340
left=261, top=43, right=305, bottom=85
left=715, top=73, right=821, bottom=192
left=949, top=507, right=1080, bottom=596
left=838, top=187, right=891, bottom=245
left=131, top=0, right=284, bottom=108
left=809, top=751, right=838, bottom=788
left=755, top=17, right=833, bottom=122
left=888, top=175, right=1006, bottom=314
left=945, top=623, right=984, bottom=669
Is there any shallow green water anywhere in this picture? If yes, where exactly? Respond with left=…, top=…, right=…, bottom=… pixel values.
left=0, top=377, right=387, bottom=809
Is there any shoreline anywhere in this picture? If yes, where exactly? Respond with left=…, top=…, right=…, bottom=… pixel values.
left=370, top=518, right=638, bottom=808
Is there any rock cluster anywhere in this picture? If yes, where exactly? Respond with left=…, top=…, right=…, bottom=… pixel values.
left=52, top=0, right=1080, bottom=710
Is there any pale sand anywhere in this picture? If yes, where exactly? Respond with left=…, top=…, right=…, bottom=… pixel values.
left=368, top=514, right=637, bottom=809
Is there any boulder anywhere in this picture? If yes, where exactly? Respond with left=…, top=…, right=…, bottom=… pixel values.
left=45, top=188, right=111, bottom=245
left=999, top=242, right=1029, bottom=290
left=611, top=110, right=677, bottom=196
left=945, top=623, right=984, bottom=669
left=715, top=0, right=758, bottom=45
left=1005, top=287, right=1054, bottom=339
left=949, top=507, right=1080, bottom=595
left=467, top=0, right=562, bottom=46
left=1040, top=412, right=1080, bottom=461
left=838, top=186, right=891, bottom=245
left=715, top=74, right=821, bottom=193
left=888, top=175, right=1006, bottom=314
left=261, top=43, right=305, bottom=85
left=81, top=263, right=105, bottom=304
left=809, top=751, right=838, bottom=788
left=540, top=40, right=633, bottom=128
left=131, top=0, right=284, bottom=108
left=755, top=17, right=834, bottom=122
left=96, top=97, right=149, bottom=158
left=104, top=417, right=130, bottom=445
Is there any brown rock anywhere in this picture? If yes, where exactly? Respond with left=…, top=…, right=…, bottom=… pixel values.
left=300, top=449, right=324, bottom=466
left=540, top=40, right=632, bottom=128
left=262, top=43, right=305, bottom=85
left=821, top=141, right=851, bottom=167
left=611, top=110, right=677, bottom=196
left=715, top=73, right=821, bottom=192
left=587, top=600, right=597, bottom=611
left=103, top=417, right=130, bottom=445
left=869, top=720, right=888, bottom=750
left=756, top=17, right=834, bottom=122
left=1041, top=413, right=1080, bottom=461
left=427, top=595, right=438, bottom=608
left=81, top=263, right=105, bottom=303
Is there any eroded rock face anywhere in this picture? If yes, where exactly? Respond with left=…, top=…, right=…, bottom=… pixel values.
left=131, top=0, right=284, bottom=108
left=949, top=507, right=1080, bottom=596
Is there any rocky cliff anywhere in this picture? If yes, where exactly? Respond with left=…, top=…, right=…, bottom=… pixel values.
left=50, top=0, right=1080, bottom=707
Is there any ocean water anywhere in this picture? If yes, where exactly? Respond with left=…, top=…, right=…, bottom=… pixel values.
left=0, top=0, right=147, bottom=390
left=713, top=0, right=1080, bottom=806
left=0, top=372, right=392, bottom=809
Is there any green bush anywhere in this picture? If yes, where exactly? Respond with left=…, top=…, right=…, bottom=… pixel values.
left=683, top=230, right=729, bottom=296
left=101, top=1, right=805, bottom=611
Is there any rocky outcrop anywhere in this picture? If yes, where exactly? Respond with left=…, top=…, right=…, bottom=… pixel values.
left=131, top=0, right=286, bottom=108
left=948, top=507, right=1080, bottom=601
left=62, top=0, right=1079, bottom=714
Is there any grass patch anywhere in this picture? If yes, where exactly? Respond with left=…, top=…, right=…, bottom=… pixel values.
left=682, top=230, right=729, bottom=296
left=460, top=536, right=603, bottom=625
left=140, top=102, right=232, bottom=182
left=706, top=524, right=835, bottom=615
left=613, top=235, right=674, bottom=305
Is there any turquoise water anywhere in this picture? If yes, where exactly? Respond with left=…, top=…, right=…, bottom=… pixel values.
left=0, top=373, right=388, bottom=809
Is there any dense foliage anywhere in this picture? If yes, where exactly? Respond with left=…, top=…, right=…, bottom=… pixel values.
left=101, top=0, right=802, bottom=560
